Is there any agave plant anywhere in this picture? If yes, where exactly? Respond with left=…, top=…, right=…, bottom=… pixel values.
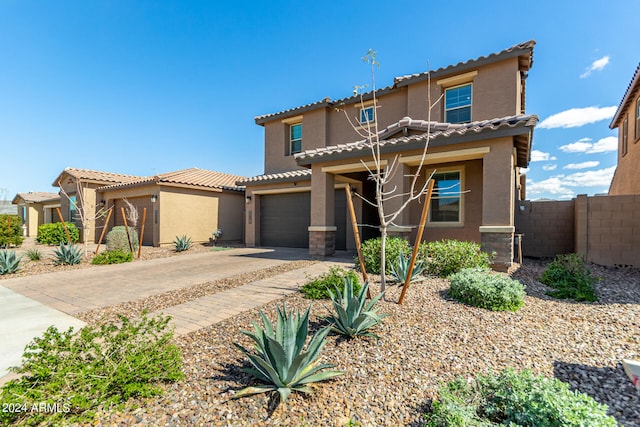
left=0, top=249, right=23, bottom=275
left=173, top=235, right=192, bottom=252
left=324, top=277, right=386, bottom=339
left=389, top=250, right=425, bottom=283
left=233, top=303, right=343, bottom=403
left=53, top=243, right=83, bottom=265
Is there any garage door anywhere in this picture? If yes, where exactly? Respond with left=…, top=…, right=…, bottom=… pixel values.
left=260, top=191, right=347, bottom=250
left=114, top=197, right=154, bottom=246
left=260, top=192, right=310, bottom=248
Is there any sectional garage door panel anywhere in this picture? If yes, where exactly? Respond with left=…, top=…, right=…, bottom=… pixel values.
left=260, top=193, right=310, bottom=248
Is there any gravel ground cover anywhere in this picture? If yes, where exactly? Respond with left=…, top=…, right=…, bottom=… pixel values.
left=83, top=260, right=639, bottom=427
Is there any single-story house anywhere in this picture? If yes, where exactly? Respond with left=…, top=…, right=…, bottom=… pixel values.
left=11, top=192, right=61, bottom=237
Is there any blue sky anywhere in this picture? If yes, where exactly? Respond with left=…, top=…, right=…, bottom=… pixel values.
left=0, top=0, right=638, bottom=201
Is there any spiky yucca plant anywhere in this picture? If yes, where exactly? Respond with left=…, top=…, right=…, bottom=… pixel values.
left=389, top=250, right=425, bottom=283
left=173, top=235, right=192, bottom=252
left=325, top=277, right=386, bottom=339
left=234, top=304, right=343, bottom=403
left=0, top=249, right=22, bottom=275
left=53, top=243, right=83, bottom=265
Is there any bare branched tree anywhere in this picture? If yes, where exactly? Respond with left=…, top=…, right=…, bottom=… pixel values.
left=123, top=198, right=139, bottom=229
left=342, top=50, right=443, bottom=294
left=57, top=179, right=111, bottom=257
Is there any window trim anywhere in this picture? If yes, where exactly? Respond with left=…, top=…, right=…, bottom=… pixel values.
left=289, top=122, right=302, bottom=156
left=427, top=166, right=465, bottom=227
left=635, top=96, right=640, bottom=142
left=444, top=83, right=473, bottom=124
left=359, top=105, right=375, bottom=125
left=69, top=194, right=77, bottom=223
left=622, top=118, right=628, bottom=156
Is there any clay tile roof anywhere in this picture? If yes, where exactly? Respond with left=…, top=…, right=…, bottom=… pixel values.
left=99, top=168, right=246, bottom=192
left=53, top=167, right=142, bottom=186
left=13, top=192, right=60, bottom=204
left=610, top=62, right=640, bottom=128
left=254, top=40, right=535, bottom=125
left=237, top=169, right=311, bottom=185
left=294, top=114, right=538, bottom=166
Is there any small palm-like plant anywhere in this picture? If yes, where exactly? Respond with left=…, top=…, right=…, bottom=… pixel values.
left=53, top=243, right=83, bottom=265
left=173, top=235, right=192, bottom=252
left=389, top=250, right=425, bottom=283
left=0, top=249, right=23, bottom=275
left=324, top=277, right=386, bottom=339
left=233, top=304, right=344, bottom=404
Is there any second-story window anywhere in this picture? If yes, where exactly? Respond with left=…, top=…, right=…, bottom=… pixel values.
left=290, top=123, right=302, bottom=155
left=635, top=97, right=640, bottom=141
left=359, top=106, right=375, bottom=125
left=622, top=118, right=628, bottom=156
left=445, top=83, right=472, bottom=124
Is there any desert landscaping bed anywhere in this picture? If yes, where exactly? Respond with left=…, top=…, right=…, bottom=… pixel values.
left=82, top=260, right=640, bottom=427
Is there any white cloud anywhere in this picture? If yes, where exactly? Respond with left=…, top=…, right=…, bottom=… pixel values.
left=563, top=161, right=599, bottom=170
left=531, top=150, right=557, bottom=162
left=580, top=56, right=610, bottom=78
left=526, top=166, right=615, bottom=199
left=542, top=164, right=557, bottom=171
left=559, top=136, right=617, bottom=153
left=538, top=106, right=617, bottom=129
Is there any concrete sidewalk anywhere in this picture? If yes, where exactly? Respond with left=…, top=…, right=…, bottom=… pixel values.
left=0, top=247, right=354, bottom=384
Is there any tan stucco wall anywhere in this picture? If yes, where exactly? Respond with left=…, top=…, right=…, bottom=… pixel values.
left=215, top=191, right=245, bottom=243
left=99, top=184, right=157, bottom=245
left=609, top=100, right=640, bottom=195
left=58, top=179, right=101, bottom=243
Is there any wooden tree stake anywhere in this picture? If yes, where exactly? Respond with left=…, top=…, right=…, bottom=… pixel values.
left=345, top=185, right=371, bottom=298
left=55, top=207, right=72, bottom=243
left=398, top=179, right=435, bottom=305
left=137, top=207, right=147, bottom=259
left=121, top=207, right=134, bottom=254
left=94, top=207, right=113, bottom=254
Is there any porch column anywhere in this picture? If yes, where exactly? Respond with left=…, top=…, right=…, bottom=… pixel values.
left=309, top=164, right=336, bottom=257
left=480, top=140, right=515, bottom=271
left=385, top=161, right=412, bottom=239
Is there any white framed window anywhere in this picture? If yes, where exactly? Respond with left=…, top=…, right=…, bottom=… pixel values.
left=359, top=106, right=375, bottom=124
left=289, top=123, right=302, bottom=155
left=445, top=83, right=472, bottom=124
left=428, top=169, right=464, bottom=226
left=69, top=195, right=77, bottom=222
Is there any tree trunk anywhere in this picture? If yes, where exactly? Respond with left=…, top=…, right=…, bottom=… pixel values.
left=380, top=225, right=387, bottom=294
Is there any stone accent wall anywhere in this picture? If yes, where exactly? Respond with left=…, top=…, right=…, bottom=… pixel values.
left=480, top=229, right=513, bottom=272
left=309, top=230, right=335, bottom=257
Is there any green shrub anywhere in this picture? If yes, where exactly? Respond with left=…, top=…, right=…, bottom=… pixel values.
left=53, top=243, right=83, bottom=265
left=301, top=266, right=361, bottom=299
left=425, top=368, right=617, bottom=426
left=0, top=214, right=24, bottom=247
left=91, top=249, right=134, bottom=265
left=448, top=268, right=525, bottom=311
left=0, top=250, right=22, bottom=275
left=540, top=253, right=598, bottom=302
left=37, top=222, right=80, bottom=245
left=106, top=226, right=139, bottom=253
left=0, top=314, right=184, bottom=426
left=173, top=234, right=192, bottom=252
left=359, top=236, right=411, bottom=274
left=233, top=304, right=343, bottom=404
left=324, top=277, right=386, bottom=339
left=24, top=247, right=42, bottom=261
left=420, top=239, right=492, bottom=278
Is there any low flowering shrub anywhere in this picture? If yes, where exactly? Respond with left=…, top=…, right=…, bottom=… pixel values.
left=301, top=266, right=361, bottom=299
left=448, top=268, right=525, bottom=311
left=540, top=253, right=598, bottom=302
left=91, top=249, right=134, bottom=265
left=420, top=239, right=492, bottom=278
left=425, top=368, right=617, bottom=426
left=359, top=237, right=411, bottom=274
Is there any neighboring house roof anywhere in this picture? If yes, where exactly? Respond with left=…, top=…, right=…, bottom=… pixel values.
left=255, top=40, right=535, bottom=125
left=610, top=62, right=640, bottom=129
left=294, top=114, right=538, bottom=168
left=237, top=169, right=312, bottom=186
left=99, top=168, right=246, bottom=192
left=12, top=192, right=60, bottom=204
left=52, top=167, right=142, bottom=187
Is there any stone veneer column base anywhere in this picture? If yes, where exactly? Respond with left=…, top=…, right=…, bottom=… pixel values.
left=480, top=226, right=514, bottom=272
left=308, top=226, right=336, bottom=257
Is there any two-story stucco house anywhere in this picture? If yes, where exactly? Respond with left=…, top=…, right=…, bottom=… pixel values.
left=609, top=63, right=640, bottom=195
left=239, top=41, right=538, bottom=270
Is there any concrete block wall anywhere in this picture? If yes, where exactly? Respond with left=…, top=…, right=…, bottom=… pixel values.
left=516, top=200, right=575, bottom=258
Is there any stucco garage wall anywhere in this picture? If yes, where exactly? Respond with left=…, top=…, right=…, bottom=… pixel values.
left=214, top=191, right=244, bottom=243
left=158, top=187, right=220, bottom=246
